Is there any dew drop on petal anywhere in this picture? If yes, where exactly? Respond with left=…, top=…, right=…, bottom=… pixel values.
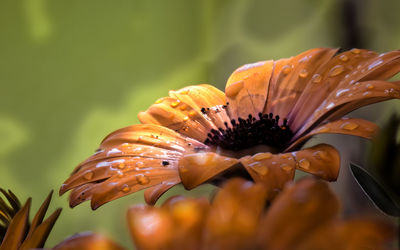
left=329, top=65, right=345, bottom=77
left=170, top=101, right=180, bottom=108
left=136, top=161, right=144, bottom=168
left=121, top=184, right=131, bottom=193
left=116, top=171, right=124, bottom=178
left=183, top=116, right=189, bottom=121
left=317, top=126, right=330, bottom=133
left=280, top=164, right=292, bottom=173
left=366, top=84, right=374, bottom=90
left=282, top=65, right=292, bottom=75
left=117, top=163, right=125, bottom=169
left=179, top=104, right=187, bottom=111
left=368, top=59, right=383, bottom=70
left=226, top=80, right=243, bottom=97
left=252, top=152, right=272, bottom=161
left=363, top=91, right=372, bottom=96
left=351, top=48, right=361, bottom=54
left=298, top=159, right=310, bottom=170
left=136, top=174, right=150, bottom=185
left=83, top=171, right=93, bottom=180
left=339, top=54, right=349, bottom=62
left=299, top=69, right=308, bottom=78
left=341, top=122, right=359, bottom=131
left=188, top=110, right=197, bottom=117
left=280, top=154, right=291, bottom=159
left=313, top=151, right=329, bottom=161
left=311, top=74, right=322, bottom=83
left=250, top=162, right=269, bottom=176
left=336, top=88, right=350, bottom=97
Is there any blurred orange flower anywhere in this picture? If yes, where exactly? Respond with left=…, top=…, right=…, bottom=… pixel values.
left=0, top=189, right=61, bottom=250
left=55, top=178, right=395, bottom=249
left=61, top=48, right=400, bottom=209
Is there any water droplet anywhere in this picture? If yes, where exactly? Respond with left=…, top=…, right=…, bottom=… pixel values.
left=121, top=184, right=131, bottom=193
left=298, top=159, right=310, bottom=170
left=280, top=154, right=291, bottom=159
left=341, top=122, right=359, bottom=131
left=188, top=110, right=197, bottom=117
left=336, top=88, right=350, bottom=97
left=179, top=104, right=187, bottom=111
left=282, top=65, right=292, bottom=75
left=329, top=65, right=345, bottom=77
left=83, top=171, right=93, bottom=180
left=326, top=102, right=335, bottom=109
left=384, top=88, right=400, bottom=97
left=250, top=162, right=269, bottom=176
left=136, top=174, right=150, bottom=185
left=280, top=164, right=292, bottom=173
left=313, top=151, right=329, bottom=161
left=351, top=48, right=361, bottom=54
left=252, top=152, right=272, bottom=161
left=368, top=59, right=383, bottom=70
left=339, top=54, right=349, bottom=62
left=117, top=163, right=125, bottom=169
left=116, top=171, right=124, bottom=178
left=363, top=91, right=372, bottom=96
left=226, top=80, right=243, bottom=97
left=183, top=116, right=189, bottom=121
left=366, top=84, right=374, bottom=90
left=299, top=69, right=308, bottom=78
left=311, top=74, right=322, bottom=83
left=317, top=126, right=330, bottom=133
left=136, top=161, right=144, bottom=168
left=170, top=100, right=180, bottom=108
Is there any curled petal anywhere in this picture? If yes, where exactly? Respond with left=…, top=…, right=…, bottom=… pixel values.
left=144, top=180, right=180, bottom=205
left=292, top=144, right=340, bottom=181
left=287, top=118, right=379, bottom=151
left=258, top=178, right=340, bottom=250
left=203, top=178, right=268, bottom=249
left=225, top=60, right=273, bottom=120
left=178, top=152, right=239, bottom=189
left=295, top=219, right=395, bottom=250
left=53, top=232, right=124, bottom=250
left=239, top=152, right=296, bottom=200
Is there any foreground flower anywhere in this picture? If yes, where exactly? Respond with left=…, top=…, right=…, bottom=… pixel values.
left=61, top=48, right=400, bottom=209
left=0, top=188, right=61, bottom=250
left=56, top=178, right=394, bottom=249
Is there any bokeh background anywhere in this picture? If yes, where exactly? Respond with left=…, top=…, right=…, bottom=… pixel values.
left=1, top=0, right=399, bottom=248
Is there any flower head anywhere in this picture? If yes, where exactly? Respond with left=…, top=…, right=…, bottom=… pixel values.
left=60, top=48, right=400, bottom=209
left=0, top=188, right=61, bottom=249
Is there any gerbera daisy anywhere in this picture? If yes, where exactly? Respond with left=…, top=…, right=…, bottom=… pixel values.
left=0, top=188, right=61, bottom=249
left=54, top=178, right=395, bottom=249
left=60, top=48, right=400, bottom=209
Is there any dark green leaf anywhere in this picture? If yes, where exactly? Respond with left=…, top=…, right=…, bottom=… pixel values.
left=350, top=163, right=400, bottom=217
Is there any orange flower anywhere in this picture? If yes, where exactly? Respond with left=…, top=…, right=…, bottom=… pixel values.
left=56, top=178, right=394, bottom=249
left=0, top=188, right=61, bottom=250
left=60, top=48, right=400, bottom=209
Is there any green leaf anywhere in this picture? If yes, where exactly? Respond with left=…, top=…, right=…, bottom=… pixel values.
left=349, top=163, right=400, bottom=217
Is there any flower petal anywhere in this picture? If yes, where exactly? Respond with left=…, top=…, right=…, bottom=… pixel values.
left=258, top=178, right=340, bottom=250
left=239, top=152, right=296, bottom=200
left=292, top=144, right=340, bottom=181
left=0, top=198, right=30, bottom=250
left=287, top=118, right=379, bottom=151
left=203, top=178, right=268, bottom=249
left=144, top=180, right=181, bottom=205
left=295, top=219, right=395, bottom=250
left=127, top=205, right=174, bottom=249
left=225, top=60, right=273, bottom=120
left=53, top=232, right=125, bottom=250
left=294, top=80, right=400, bottom=139
left=290, top=49, right=400, bottom=133
left=265, top=48, right=338, bottom=120
left=178, top=152, right=239, bottom=190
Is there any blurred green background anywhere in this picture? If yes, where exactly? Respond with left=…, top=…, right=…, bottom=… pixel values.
left=1, top=0, right=399, bottom=248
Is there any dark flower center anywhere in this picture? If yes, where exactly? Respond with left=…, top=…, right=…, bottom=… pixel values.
left=204, top=112, right=293, bottom=152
